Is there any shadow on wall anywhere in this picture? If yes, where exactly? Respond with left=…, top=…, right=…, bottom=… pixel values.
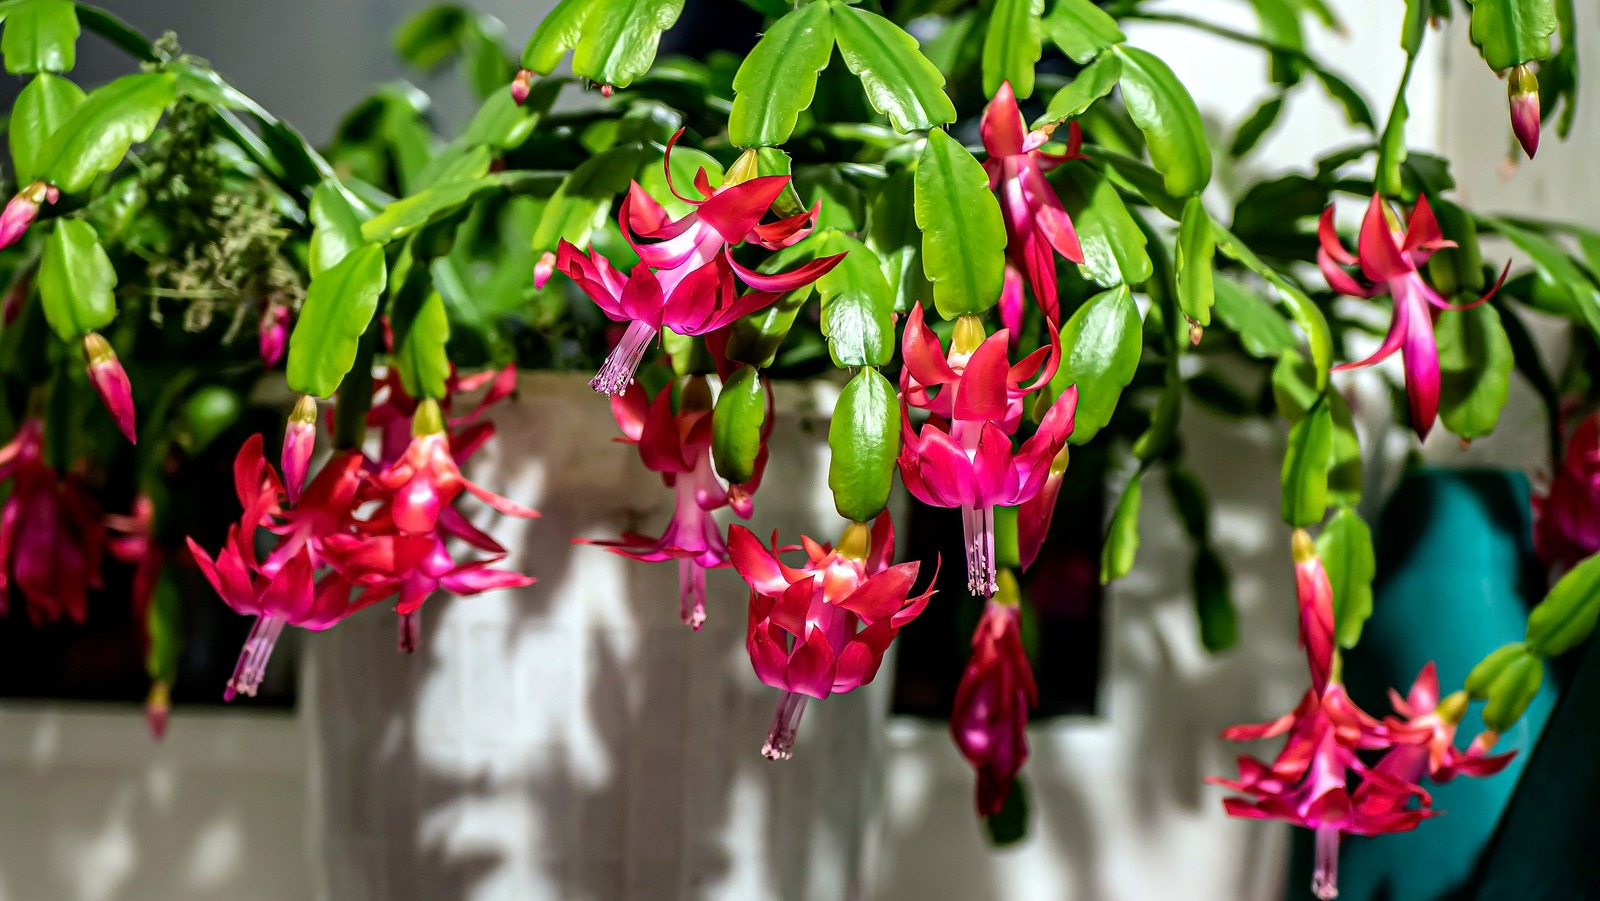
left=310, top=373, right=894, bottom=901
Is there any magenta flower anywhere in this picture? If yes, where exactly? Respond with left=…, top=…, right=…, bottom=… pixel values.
left=83, top=332, right=137, bottom=444
left=951, top=594, right=1036, bottom=817
left=1320, top=194, right=1508, bottom=441
left=579, top=379, right=763, bottom=629
left=1211, top=684, right=1434, bottom=901
left=1534, top=412, right=1600, bottom=572
left=1507, top=64, right=1540, bottom=160
left=1208, top=531, right=1493, bottom=900
left=0, top=181, right=59, bottom=250
left=620, top=130, right=836, bottom=296
left=556, top=243, right=786, bottom=396
left=372, top=399, right=540, bottom=537
left=0, top=418, right=106, bottom=624
left=728, top=516, right=934, bottom=759
left=186, top=434, right=382, bottom=697
left=324, top=531, right=534, bottom=652
left=365, top=363, right=516, bottom=469
left=189, top=535, right=376, bottom=699
left=981, top=81, right=1085, bottom=324
left=897, top=304, right=1075, bottom=596
left=1377, top=662, right=1516, bottom=785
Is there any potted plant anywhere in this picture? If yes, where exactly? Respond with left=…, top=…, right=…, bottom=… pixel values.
left=0, top=0, right=1594, bottom=897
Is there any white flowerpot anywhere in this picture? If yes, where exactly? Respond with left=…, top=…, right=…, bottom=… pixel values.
left=308, top=373, right=895, bottom=901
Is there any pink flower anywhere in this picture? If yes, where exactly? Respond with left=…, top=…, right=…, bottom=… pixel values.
left=1378, top=662, right=1516, bottom=784
left=282, top=395, right=317, bottom=504
left=323, top=532, right=534, bottom=652
left=555, top=130, right=845, bottom=395
left=371, top=399, right=539, bottom=537
left=951, top=592, right=1035, bottom=817
left=365, top=363, right=516, bottom=469
left=980, top=81, right=1085, bottom=324
left=897, top=304, right=1075, bottom=596
left=1294, top=529, right=1336, bottom=696
left=1210, top=537, right=1513, bottom=900
left=1320, top=195, right=1508, bottom=441
left=578, top=379, right=763, bottom=629
left=510, top=68, right=534, bottom=106
left=259, top=304, right=289, bottom=367
left=556, top=246, right=787, bottom=395
left=0, top=181, right=58, bottom=250
left=1534, top=412, right=1600, bottom=571
left=0, top=419, right=106, bottom=624
left=83, top=332, right=137, bottom=444
left=1507, top=64, right=1540, bottom=160
left=620, top=130, right=837, bottom=296
left=188, top=533, right=375, bottom=699
left=1212, top=684, right=1433, bottom=900
left=728, top=516, right=934, bottom=759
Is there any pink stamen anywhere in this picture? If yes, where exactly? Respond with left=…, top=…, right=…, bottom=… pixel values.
left=678, top=558, right=707, bottom=630
left=589, top=320, right=657, bottom=396
left=1312, top=824, right=1341, bottom=900
left=761, top=691, right=809, bottom=761
left=225, top=615, right=287, bottom=701
left=961, top=503, right=999, bottom=597
left=398, top=610, right=421, bottom=653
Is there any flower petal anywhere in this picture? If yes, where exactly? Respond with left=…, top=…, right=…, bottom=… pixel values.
left=980, top=80, right=1026, bottom=158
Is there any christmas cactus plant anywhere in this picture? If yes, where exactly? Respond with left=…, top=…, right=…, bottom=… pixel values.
left=0, top=0, right=1592, bottom=893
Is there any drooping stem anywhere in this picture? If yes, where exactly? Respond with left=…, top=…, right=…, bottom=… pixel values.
left=961, top=503, right=999, bottom=598
left=761, top=691, right=810, bottom=761
left=589, top=320, right=657, bottom=396
left=225, top=615, right=287, bottom=701
left=398, top=610, right=421, bottom=653
left=1311, top=824, right=1341, bottom=900
left=678, top=558, right=707, bottom=631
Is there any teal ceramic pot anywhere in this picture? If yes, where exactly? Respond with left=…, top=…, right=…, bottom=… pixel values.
left=1287, top=468, right=1557, bottom=900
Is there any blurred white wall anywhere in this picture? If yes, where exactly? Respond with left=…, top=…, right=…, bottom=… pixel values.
left=2, top=1, right=1591, bottom=899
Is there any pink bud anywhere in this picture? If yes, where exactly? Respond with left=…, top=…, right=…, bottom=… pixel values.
left=283, top=395, right=317, bottom=504
left=83, top=332, right=137, bottom=444
left=510, top=68, right=534, bottom=106
left=533, top=250, right=557, bottom=290
left=599, top=84, right=614, bottom=99
left=146, top=682, right=170, bottom=741
left=1508, top=64, right=1540, bottom=160
left=259, top=305, right=288, bottom=367
left=0, top=182, right=57, bottom=250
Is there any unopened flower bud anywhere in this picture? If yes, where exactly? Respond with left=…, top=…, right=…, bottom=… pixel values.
left=83, top=332, right=137, bottom=444
left=146, top=681, right=171, bottom=741
left=1508, top=64, right=1541, bottom=160
left=0, top=181, right=58, bottom=250
left=412, top=397, right=446, bottom=437
left=259, top=305, right=288, bottom=367
left=725, top=149, right=761, bottom=186
left=283, top=395, right=318, bottom=504
left=533, top=250, right=556, bottom=290
left=510, top=68, right=534, bottom=106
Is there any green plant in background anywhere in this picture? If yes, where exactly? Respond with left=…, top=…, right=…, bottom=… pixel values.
left=0, top=0, right=1593, bottom=894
